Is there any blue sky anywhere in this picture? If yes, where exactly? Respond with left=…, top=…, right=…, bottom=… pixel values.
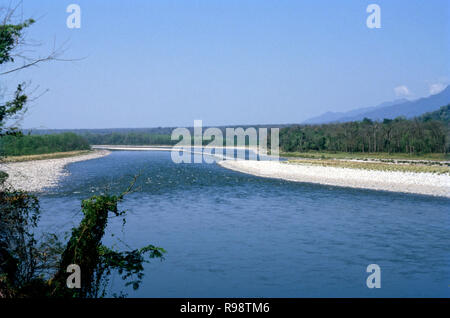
left=4, top=0, right=449, bottom=129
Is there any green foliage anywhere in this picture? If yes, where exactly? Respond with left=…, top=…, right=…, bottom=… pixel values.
left=0, top=13, right=39, bottom=298
left=0, top=171, right=7, bottom=184
left=97, top=244, right=165, bottom=293
left=0, top=178, right=165, bottom=298
left=0, top=18, right=35, bottom=137
left=49, top=179, right=165, bottom=298
left=0, top=133, right=91, bottom=156
left=0, top=19, right=35, bottom=64
left=0, top=184, right=40, bottom=298
left=419, top=105, right=449, bottom=123
left=280, top=109, right=449, bottom=154
left=0, top=83, right=28, bottom=138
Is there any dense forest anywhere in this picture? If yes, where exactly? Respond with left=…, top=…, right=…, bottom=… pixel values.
left=418, top=104, right=449, bottom=122
left=279, top=105, right=449, bottom=154
left=0, top=132, right=90, bottom=156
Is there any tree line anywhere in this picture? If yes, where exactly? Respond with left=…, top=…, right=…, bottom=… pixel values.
left=279, top=105, right=449, bottom=154
left=2, top=106, right=448, bottom=156
left=2, top=104, right=448, bottom=157
left=81, top=105, right=449, bottom=155
left=0, top=132, right=90, bottom=156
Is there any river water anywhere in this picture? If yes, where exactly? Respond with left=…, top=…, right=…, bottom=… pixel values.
left=37, top=151, right=450, bottom=297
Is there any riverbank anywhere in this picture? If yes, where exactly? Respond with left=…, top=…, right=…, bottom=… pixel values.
left=218, top=160, right=450, bottom=198
left=281, top=151, right=450, bottom=162
left=1, top=150, right=93, bottom=163
left=0, top=150, right=110, bottom=192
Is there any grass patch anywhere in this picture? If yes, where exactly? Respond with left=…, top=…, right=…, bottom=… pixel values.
left=286, top=159, right=450, bottom=175
left=281, top=151, right=450, bottom=161
left=1, top=150, right=93, bottom=163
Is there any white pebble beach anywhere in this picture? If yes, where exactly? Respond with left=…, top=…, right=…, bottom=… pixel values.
left=0, top=150, right=110, bottom=192
left=218, top=160, right=450, bottom=198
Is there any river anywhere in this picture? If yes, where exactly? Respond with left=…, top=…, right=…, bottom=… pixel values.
left=37, top=150, right=450, bottom=297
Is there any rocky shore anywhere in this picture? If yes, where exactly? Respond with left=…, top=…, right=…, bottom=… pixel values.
left=218, top=160, right=450, bottom=198
left=0, top=150, right=110, bottom=192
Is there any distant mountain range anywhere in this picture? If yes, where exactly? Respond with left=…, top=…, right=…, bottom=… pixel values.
left=303, top=85, right=450, bottom=124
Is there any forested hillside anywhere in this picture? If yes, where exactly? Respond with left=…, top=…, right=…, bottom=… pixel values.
left=303, top=86, right=450, bottom=124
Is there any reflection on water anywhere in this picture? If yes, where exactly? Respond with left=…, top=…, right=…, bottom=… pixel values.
left=37, top=151, right=450, bottom=297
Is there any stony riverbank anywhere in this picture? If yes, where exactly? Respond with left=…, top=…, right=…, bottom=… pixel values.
left=218, top=160, right=450, bottom=198
left=0, top=150, right=110, bottom=192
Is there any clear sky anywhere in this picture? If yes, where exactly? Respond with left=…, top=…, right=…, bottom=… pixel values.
left=4, top=0, right=449, bottom=129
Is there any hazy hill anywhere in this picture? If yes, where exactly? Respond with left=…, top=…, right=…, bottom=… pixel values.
left=303, top=86, right=450, bottom=124
left=303, top=99, right=408, bottom=124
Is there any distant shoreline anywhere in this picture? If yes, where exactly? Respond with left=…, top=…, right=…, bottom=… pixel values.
left=91, top=144, right=260, bottom=152
left=218, top=160, right=450, bottom=198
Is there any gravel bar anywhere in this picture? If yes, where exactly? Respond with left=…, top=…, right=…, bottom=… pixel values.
left=0, top=150, right=110, bottom=192
left=218, top=160, right=450, bottom=198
